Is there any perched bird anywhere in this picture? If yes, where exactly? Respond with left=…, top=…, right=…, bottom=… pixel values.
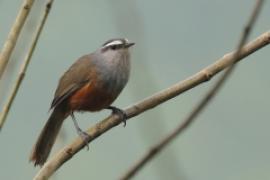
left=30, top=38, right=135, bottom=166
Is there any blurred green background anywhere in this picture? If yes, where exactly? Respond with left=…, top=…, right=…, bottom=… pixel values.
left=0, top=0, right=269, bottom=179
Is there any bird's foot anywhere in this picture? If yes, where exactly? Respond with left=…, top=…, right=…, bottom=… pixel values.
left=71, top=112, right=90, bottom=150
left=107, top=106, right=127, bottom=127
left=77, top=128, right=90, bottom=150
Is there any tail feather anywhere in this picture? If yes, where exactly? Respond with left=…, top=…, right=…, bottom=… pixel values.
left=30, top=108, right=67, bottom=166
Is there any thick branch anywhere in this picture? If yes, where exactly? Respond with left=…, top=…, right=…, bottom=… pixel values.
left=0, top=0, right=35, bottom=79
left=0, top=0, right=54, bottom=130
left=119, top=1, right=264, bottom=179
left=34, top=30, right=270, bottom=180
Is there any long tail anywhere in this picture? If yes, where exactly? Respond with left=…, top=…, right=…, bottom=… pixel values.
left=30, top=108, right=68, bottom=166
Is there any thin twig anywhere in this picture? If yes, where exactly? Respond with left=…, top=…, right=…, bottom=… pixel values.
left=34, top=28, right=270, bottom=179
left=119, top=1, right=264, bottom=179
left=0, top=0, right=35, bottom=79
left=0, top=0, right=54, bottom=130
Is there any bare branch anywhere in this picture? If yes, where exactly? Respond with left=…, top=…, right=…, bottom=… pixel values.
left=119, top=1, right=264, bottom=179
left=0, top=0, right=35, bottom=79
left=34, top=27, right=270, bottom=179
left=0, top=0, right=54, bottom=130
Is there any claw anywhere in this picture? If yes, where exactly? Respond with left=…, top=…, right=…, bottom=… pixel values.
left=107, top=106, right=127, bottom=127
left=77, top=128, right=90, bottom=150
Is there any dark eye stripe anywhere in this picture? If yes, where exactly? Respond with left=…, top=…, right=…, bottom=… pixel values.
left=110, top=44, right=124, bottom=50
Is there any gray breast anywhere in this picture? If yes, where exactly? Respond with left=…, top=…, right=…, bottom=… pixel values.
left=93, top=50, right=131, bottom=95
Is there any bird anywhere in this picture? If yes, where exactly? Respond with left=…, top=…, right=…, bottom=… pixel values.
left=30, top=38, right=135, bottom=166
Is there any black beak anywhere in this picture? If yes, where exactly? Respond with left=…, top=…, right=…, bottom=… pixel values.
left=125, top=42, right=135, bottom=48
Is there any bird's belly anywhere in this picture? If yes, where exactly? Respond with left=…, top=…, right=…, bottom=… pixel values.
left=68, top=81, right=118, bottom=112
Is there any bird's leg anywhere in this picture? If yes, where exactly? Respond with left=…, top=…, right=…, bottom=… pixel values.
left=106, top=106, right=127, bottom=127
left=70, top=112, right=89, bottom=150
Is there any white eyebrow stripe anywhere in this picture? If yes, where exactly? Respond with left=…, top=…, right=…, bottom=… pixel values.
left=104, top=40, right=124, bottom=47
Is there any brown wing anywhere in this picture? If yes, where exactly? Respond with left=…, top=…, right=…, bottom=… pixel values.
left=50, top=54, right=95, bottom=109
